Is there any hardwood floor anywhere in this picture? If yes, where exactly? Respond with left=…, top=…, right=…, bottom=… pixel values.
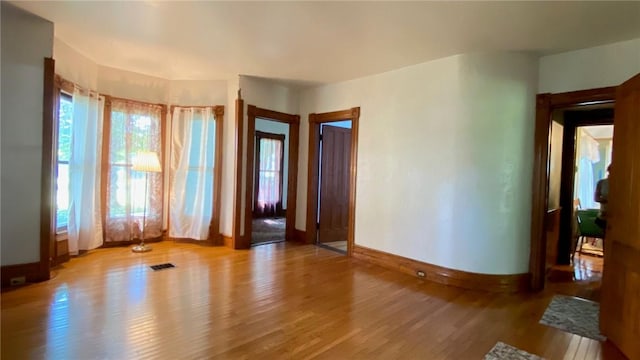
left=319, top=241, right=347, bottom=253
left=1, top=242, right=625, bottom=359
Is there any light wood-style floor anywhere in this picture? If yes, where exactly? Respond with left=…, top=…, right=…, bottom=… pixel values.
left=320, top=241, right=348, bottom=252
left=1, top=242, right=625, bottom=359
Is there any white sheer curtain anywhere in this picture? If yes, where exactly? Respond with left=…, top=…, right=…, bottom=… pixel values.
left=169, top=107, right=216, bottom=240
left=575, top=130, right=600, bottom=209
left=67, top=88, right=104, bottom=254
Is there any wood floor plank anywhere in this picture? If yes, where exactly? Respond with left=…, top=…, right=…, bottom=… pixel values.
left=1, top=242, right=624, bottom=359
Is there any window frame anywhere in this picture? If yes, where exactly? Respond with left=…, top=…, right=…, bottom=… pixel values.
left=54, top=90, right=73, bottom=235
left=168, top=105, right=225, bottom=244
left=101, top=96, right=167, bottom=244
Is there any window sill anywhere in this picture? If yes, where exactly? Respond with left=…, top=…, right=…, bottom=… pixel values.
left=55, top=231, right=68, bottom=241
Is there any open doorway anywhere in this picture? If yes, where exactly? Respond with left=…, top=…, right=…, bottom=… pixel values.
left=251, top=123, right=288, bottom=246
left=531, top=76, right=640, bottom=359
left=244, top=105, right=300, bottom=247
left=545, top=107, right=614, bottom=298
left=306, top=107, right=360, bottom=256
left=573, top=125, right=613, bottom=258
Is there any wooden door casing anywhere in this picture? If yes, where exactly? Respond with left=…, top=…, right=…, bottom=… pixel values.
left=318, top=125, right=352, bottom=243
left=600, top=73, right=640, bottom=360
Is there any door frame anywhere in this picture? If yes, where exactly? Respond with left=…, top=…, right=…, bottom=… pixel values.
left=245, top=105, right=300, bottom=244
left=529, top=86, right=615, bottom=291
left=557, top=110, right=613, bottom=265
left=306, top=107, right=360, bottom=256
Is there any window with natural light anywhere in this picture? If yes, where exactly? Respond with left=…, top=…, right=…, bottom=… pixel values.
left=103, top=99, right=164, bottom=243
left=56, top=93, right=73, bottom=232
left=108, top=111, right=153, bottom=218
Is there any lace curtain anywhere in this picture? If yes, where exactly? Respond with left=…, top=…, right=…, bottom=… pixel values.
left=255, top=134, right=284, bottom=217
left=104, top=99, right=164, bottom=243
left=169, top=107, right=216, bottom=240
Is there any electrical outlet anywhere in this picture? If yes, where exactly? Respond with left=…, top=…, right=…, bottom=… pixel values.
left=416, top=270, right=426, bottom=278
left=10, top=276, right=26, bottom=286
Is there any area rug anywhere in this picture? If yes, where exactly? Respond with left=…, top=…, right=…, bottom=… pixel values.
left=484, top=342, right=544, bottom=360
left=539, top=295, right=605, bottom=341
left=252, top=218, right=285, bottom=245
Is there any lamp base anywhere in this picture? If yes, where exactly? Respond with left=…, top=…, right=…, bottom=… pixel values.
left=131, top=243, right=152, bottom=253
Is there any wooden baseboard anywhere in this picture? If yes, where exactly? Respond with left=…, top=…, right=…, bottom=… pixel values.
left=170, top=238, right=217, bottom=246
left=51, top=239, right=70, bottom=267
left=353, top=245, right=530, bottom=293
left=294, top=229, right=307, bottom=243
left=1, top=262, right=48, bottom=289
left=101, top=236, right=164, bottom=247
left=223, top=235, right=233, bottom=248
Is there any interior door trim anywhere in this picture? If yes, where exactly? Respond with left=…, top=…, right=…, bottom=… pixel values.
left=306, top=107, right=360, bottom=256
left=529, top=86, right=615, bottom=291
left=244, top=105, right=300, bottom=246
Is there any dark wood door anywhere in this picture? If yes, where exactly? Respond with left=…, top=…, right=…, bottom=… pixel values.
left=318, top=125, right=351, bottom=243
left=600, top=73, right=640, bottom=360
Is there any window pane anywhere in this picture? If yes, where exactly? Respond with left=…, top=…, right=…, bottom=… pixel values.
left=109, top=165, right=128, bottom=218
left=58, top=95, right=73, bottom=162
left=56, top=162, right=69, bottom=229
left=110, top=111, right=127, bottom=164
left=56, top=93, right=73, bottom=231
left=105, top=101, right=163, bottom=241
left=131, top=115, right=152, bottom=155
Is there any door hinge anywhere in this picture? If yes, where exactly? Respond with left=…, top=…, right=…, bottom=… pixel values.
left=316, top=222, right=320, bottom=230
left=319, top=134, right=323, bottom=141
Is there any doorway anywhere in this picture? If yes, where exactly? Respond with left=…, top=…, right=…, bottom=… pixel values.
left=545, top=108, right=613, bottom=298
left=556, top=108, right=613, bottom=268
left=252, top=126, right=287, bottom=246
left=317, top=121, right=352, bottom=253
left=531, top=77, right=640, bottom=359
left=306, top=108, right=360, bottom=256
left=244, top=105, right=300, bottom=247
left=529, top=87, right=616, bottom=291
left=572, top=125, right=613, bottom=258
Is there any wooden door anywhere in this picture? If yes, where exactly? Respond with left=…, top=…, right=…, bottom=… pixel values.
left=600, top=73, right=640, bottom=360
left=318, top=125, right=351, bottom=243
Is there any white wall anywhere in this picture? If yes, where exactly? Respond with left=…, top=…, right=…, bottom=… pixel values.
left=238, top=76, right=300, bottom=234
left=255, top=119, right=290, bottom=208
left=54, top=38, right=99, bottom=90
left=168, top=80, right=228, bottom=106
left=220, top=77, right=240, bottom=237
left=1, top=3, right=54, bottom=266
left=298, top=52, right=538, bottom=275
left=97, top=65, right=170, bottom=104
left=539, top=38, right=640, bottom=93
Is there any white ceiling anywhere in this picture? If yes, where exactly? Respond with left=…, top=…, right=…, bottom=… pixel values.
left=11, top=1, right=640, bottom=84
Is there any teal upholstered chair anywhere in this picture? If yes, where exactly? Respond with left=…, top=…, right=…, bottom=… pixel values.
left=574, top=209, right=605, bottom=257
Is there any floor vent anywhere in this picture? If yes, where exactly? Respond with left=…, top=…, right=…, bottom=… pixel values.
left=150, top=263, right=175, bottom=271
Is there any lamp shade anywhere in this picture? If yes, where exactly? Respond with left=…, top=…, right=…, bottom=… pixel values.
left=132, top=151, right=162, bottom=172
